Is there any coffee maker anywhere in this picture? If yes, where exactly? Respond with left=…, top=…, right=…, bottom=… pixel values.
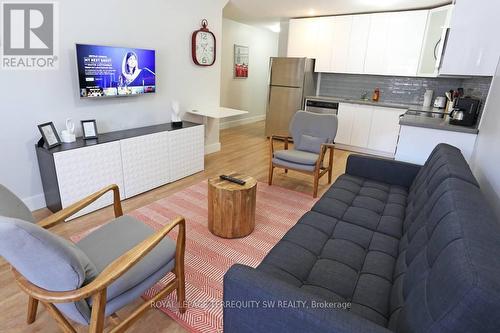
left=449, top=97, right=481, bottom=127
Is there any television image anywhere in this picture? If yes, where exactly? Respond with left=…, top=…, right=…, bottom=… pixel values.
left=76, top=44, right=156, bottom=98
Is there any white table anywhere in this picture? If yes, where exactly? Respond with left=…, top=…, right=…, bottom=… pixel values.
left=186, top=107, right=248, bottom=119
left=184, top=107, right=248, bottom=154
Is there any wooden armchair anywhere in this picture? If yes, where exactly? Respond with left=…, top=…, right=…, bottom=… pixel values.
left=0, top=184, right=185, bottom=333
left=268, top=111, right=338, bottom=198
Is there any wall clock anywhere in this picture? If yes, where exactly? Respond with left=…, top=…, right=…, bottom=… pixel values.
left=192, top=19, right=216, bottom=66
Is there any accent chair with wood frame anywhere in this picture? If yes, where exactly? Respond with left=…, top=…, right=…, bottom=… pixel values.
left=0, top=184, right=186, bottom=333
left=269, top=111, right=338, bottom=198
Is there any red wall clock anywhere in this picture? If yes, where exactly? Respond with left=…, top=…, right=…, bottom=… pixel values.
left=192, top=19, right=216, bottom=66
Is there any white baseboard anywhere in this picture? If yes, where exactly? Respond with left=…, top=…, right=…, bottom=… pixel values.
left=22, top=193, right=46, bottom=211
left=205, top=142, right=221, bottom=155
left=220, top=114, right=266, bottom=130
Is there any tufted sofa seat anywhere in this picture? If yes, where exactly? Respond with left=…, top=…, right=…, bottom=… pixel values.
left=223, top=144, right=500, bottom=333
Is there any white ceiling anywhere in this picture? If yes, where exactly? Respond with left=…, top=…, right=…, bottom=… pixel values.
left=224, top=0, right=451, bottom=29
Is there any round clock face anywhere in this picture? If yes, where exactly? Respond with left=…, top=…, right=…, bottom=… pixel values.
left=196, top=31, right=215, bottom=65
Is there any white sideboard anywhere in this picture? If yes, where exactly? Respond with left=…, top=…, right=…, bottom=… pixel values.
left=36, top=122, right=204, bottom=219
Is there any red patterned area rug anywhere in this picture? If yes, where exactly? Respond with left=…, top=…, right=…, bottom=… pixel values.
left=71, top=181, right=317, bottom=333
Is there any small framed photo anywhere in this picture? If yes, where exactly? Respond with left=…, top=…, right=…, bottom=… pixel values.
left=37, top=122, right=61, bottom=149
left=81, top=119, right=98, bottom=140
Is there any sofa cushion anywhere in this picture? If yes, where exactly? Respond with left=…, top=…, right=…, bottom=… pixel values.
left=259, top=173, right=409, bottom=327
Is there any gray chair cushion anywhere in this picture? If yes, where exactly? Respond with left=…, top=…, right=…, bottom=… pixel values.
left=274, top=149, right=319, bottom=165
left=272, top=158, right=316, bottom=172
left=289, top=111, right=338, bottom=149
left=0, top=184, right=34, bottom=223
left=0, top=217, right=98, bottom=291
left=0, top=216, right=98, bottom=325
left=296, top=134, right=327, bottom=154
left=76, top=215, right=176, bottom=307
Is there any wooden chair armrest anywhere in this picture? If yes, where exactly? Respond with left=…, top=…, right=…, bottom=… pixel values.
left=321, top=142, right=336, bottom=149
left=317, top=143, right=336, bottom=167
left=13, top=217, right=186, bottom=303
left=37, top=184, right=123, bottom=229
left=270, top=135, right=292, bottom=141
left=269, top=135, right=293, bottom=154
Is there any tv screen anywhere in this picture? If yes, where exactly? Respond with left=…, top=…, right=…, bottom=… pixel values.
left=76, top=44, right=156, bottom=98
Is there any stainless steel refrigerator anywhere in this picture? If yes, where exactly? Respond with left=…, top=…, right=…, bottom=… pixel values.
left=265, top=57, right=316, bottom=137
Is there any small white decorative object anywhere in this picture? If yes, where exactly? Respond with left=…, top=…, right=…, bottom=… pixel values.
left=61, top=118, right=76, bottom=143
left=171, top=100, right=182, bottom=127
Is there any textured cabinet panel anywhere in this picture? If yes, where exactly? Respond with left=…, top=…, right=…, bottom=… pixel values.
left=54, top=142, right=125, bottom=219
left=368, top=107, right=405, bottom=155
left=121, top=131, right=170, bottom=198
left=169, top=125, right=205, bottom=182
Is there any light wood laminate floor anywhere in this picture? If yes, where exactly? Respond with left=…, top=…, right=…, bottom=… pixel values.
left=0, top=121, right=353, bottom=333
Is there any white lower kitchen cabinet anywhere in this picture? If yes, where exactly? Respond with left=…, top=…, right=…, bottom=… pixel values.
left=350, top=105, right=373, bottom=148
left=367, top=107, right=404, bottom=154
left=395, top=125, right=477, bottom=165
left=336, top=103, right=356, bottom=145
left=336, top=103, right=405, bottom=157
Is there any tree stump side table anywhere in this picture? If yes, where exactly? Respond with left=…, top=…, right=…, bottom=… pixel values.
left=208, top=173, right=257, bottom=238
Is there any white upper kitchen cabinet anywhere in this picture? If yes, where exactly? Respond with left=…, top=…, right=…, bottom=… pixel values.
left=385, top=10, right=428, bottom=76
left=287, top=18, right=318, bottom=59
left=367, top=107, right=405, bottom=154
left=313, top=17, right=335, bottom=72
left=329, top=16, right=353, bottom=73
left=346, top=15, right=371, bottom=74
left=439, top=0, right=500, bottom=76
left=364, top=13, right=391, bottom=75
left=365, top=11, right=427, bottom=76
left=418, top=5, right=452, bottom=77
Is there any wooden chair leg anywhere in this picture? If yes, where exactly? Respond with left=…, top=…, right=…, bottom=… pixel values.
left=89, top=289, right=107, bottom=333
left=328, top=148, right=334, bottom=184
left=43, top=302, right=77, bottom=333
left=175, top=262, right=186, bottom=314
left=313, top=170, right=320, bottom=198
left=27, top=296, right=38, bottom=324
left=268, top=165, right=274, bottom=185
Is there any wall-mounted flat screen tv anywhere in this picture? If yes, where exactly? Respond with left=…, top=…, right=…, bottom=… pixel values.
left=76, top=44, right=156, bottom=98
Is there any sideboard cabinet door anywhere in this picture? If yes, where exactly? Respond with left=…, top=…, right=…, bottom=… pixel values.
left=53, top=141, right=125, bottom=219
left=169, top=125, right=205, bottom=182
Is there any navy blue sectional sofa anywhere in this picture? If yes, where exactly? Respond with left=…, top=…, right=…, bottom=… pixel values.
left=223, top=144, right=500, bottom=333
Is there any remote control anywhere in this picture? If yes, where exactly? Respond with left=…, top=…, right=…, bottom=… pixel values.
left=220, top=175, right=246, bottom=185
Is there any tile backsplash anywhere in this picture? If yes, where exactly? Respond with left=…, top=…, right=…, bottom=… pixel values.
left=318, top=73, right=492, bottom=105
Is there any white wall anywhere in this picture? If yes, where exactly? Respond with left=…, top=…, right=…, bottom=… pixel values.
left=220, top=18, right=278, bottom=128
left=278, top=21, right=290, bottom=57
left=471, top=59, right=500, bottom=219
left=0, top=0, right=228, bottom=210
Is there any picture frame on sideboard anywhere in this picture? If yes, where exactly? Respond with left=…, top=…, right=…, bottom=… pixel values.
left=81, top=119, right=98, bottom=140
left=37, top=122, right=61, bottom=149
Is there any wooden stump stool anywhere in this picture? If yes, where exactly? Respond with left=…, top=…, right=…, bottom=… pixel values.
left=208, top=173, right=257, bottom=238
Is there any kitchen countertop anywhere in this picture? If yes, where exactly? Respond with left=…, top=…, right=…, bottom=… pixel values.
left=306, top=95, right=479, bottom=134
